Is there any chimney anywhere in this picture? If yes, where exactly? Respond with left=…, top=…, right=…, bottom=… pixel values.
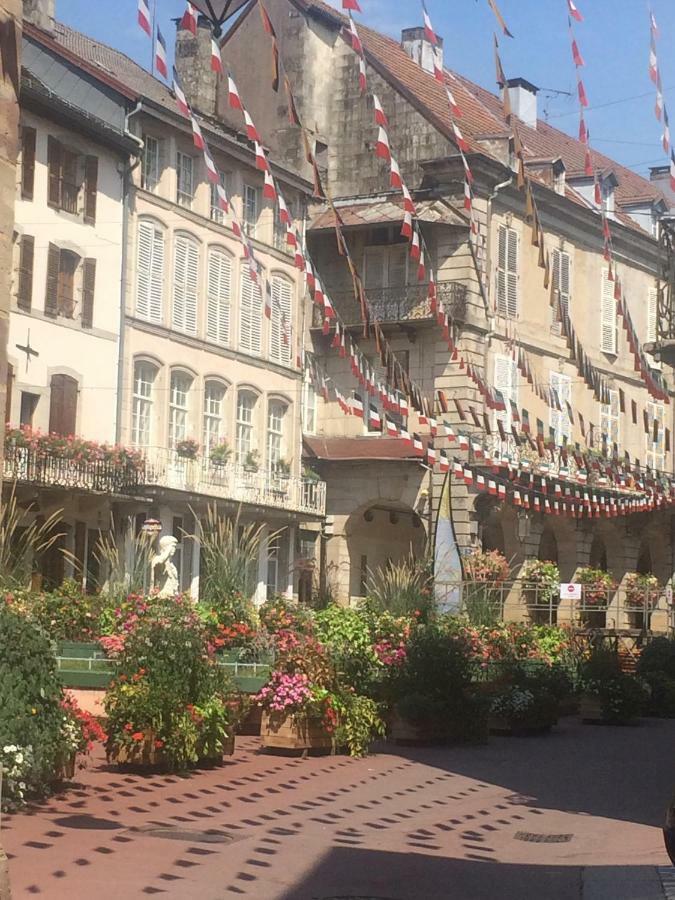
left=505, top=77, right=538, bottom=129
left=401, top=26, right=443, bottom=78
left=23, top=0, right=55, bottom=32
left=175, top=14, right=218, bottom=117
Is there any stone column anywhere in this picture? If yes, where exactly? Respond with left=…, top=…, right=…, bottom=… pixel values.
left=255, top=525, right=269, bottom=606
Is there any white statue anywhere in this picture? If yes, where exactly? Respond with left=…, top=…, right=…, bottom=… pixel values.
left=150, top=534, right=179, bottom=597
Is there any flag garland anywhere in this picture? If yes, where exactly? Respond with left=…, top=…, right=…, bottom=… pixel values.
left=648, top=11, right=675, bottom=190
left=138, top=0, right=151, bottom=36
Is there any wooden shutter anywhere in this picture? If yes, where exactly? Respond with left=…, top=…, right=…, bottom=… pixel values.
left=49, top=373, right=78, bottom=436
left=44, top=242, right=60, bottom=317
left=269, top=276, right=293, bottom=363
left=83, top=155, right=98, bottom=225
left=600, top=268, right=617, bottom=354
left=47, top=136, right=62, bottom=208
left=21, top=126, right=36, bottom=200
left=172, top=235, right=198, bottom=334
left=647, top=286, right=658, bottom=343
left=206, top=248, right=231, bottom=345
left=239, top=266, right=262, bottom=354
left=494, top=354, right=517, bottom=430
left=81, top=258, right=96, bottom=329
left=136, top=220, right=164, bottom=322
left=17, top=234, right=34, bottom=311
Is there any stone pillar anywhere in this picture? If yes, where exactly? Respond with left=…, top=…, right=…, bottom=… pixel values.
left=285, top=525, right=296, bottom=599
left=255, top=525, right=269, bottom=606
left=175, top=16, right=219, bottom=117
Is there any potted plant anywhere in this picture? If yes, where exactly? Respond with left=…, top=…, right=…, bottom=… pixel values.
left=624, top=572, right=660, bottom=630
left=462, top=549, right=511, bottom=627
left=257, top=670, right=337, bottom=752
left=175, top=438, right=199, bottom=460
left=575, top=567, right=614, bottom=628
left=58, top=691, right=107, bottom=779
left=521, top=560, right=560, bottom=625
left=488, top=685, right=558, bottom=736
left=274, top=458, right=291, bottom=478
left=579, top=647, right=648, bottom=725
left=302, top=466, right=321, bottom=483
left=209, top=441, right=232, bottom=468
left=243, top=449, right=260, bottom=472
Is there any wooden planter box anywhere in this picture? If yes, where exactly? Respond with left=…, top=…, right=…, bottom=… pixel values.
left=238, top=705, right=263, bottom=736
left=388, top=712, right=444, bottom=746
left=197, top=734, right=235, bottom=766
left=260, top=711, right=333, bottom=753
left=580, top=694, right=639, bottom=726
left=108, top=730, right=165, bottom=768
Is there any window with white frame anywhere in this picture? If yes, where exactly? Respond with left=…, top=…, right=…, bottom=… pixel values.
left=203, top=380, right=226, bottom=451
left=493, top=354, right=518, bottom=432
left=269, top=275, right=293, bottom=365
left=176, top=151, right=194, bottom=207
left=267, top=400, right=286, bottom=473
left=273, top=204, right=288, bottom=252
left=600, top=389, right=620, bottom=450
left=239, top=265, right=263, bottom=355
left=142, top=135, right=161, bottom=192
left=210, top=171, right=229, bottom=223
left=600, top=268, right=617, bottom=354
left=549, top=371, right=572, bottom=446
left=551, top=247, right=571, bottom=334
left=243, top=183, right=260, bottom=237
left=172, top=234, right=199, bottom=335
left=302, top=376, right=317, bottom=434
left=236, top=390, right=257, bottom=464
left=364, top=243, right=410, bottom=291
left=168, top=371, right=192, bottom=449
left=496, top=224, right=518, bottom=319
left=131, top=360, right=157, bottom=448
left=206, top=247, right=231, bottom=345
left=646, top=400, right=666, bottom=471
left=136, top=218, right=164, bottom=323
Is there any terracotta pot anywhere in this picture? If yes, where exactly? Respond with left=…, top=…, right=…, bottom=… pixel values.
left=260, top=711, right=333, bottom=752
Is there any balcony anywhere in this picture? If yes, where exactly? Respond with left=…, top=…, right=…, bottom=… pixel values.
left=312, top=280, right=468, bottom=328
left=3, top=443, right=144, bottom=494
left=141, top=448, right=326, bottom=517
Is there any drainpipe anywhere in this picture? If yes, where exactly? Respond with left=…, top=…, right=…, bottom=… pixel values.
left=115, top=102, right=144, bottom=444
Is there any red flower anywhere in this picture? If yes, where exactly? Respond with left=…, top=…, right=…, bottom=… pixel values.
left=131, top=731, right=144, bottom=742
left=154, top=739, right=164, bottom=749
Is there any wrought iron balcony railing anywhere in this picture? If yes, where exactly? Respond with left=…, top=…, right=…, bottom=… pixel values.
left=3, top=444, right=144, bottom=494
left=311, top=280, right=468, bottom=328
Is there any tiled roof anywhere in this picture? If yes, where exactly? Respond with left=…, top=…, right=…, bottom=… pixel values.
left=294, top=0, right=665, bottom=222
left=309, top=197, right=465, bottom=230
left=303, top=435, right=423, bottom=460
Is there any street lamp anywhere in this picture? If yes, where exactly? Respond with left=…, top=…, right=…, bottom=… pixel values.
left=188, top=0, right=251, bottom=36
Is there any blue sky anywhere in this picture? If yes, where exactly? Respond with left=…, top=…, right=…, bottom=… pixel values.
left=56, top=0, right=675, bottom=178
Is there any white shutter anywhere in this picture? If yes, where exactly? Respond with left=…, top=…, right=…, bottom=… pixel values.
left=600, top=268, right=617, bottom=354
left=136, top=220, right=164, bottom=322
left=496, top=225, right=518, bottom=318
left=494, top=353, right=517, bottom=430
left=269, top=276, right=293, bottom=364
left=172, top=235, right=198, bottom=335
left=647, top=286, right=658, bottom=343
left=206, top=248, right=231, bottom=345
left=550, top=372, right=571, bottom=445
left=600, top=389, right=620, bottom=448
left=239, top=266, right=262, bottom=354
left=551, top=248, right=571, bottom=334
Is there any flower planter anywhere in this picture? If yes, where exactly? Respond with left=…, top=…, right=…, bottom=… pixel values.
left=388, top=712, right=446, bottom=746
left=488, top=714, right=556, bottom=737
left=108, top=730, right=166, bottom=768
left=260, top=711, right=333, bottom=753
left=238, top=704, right=263, bottom=736
left=197, top=733, right=235, bottom=766
left=579, top=694, right=639, bottom=726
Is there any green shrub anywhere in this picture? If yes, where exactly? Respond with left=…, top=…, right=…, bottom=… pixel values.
left=29, top=578, right=103, bottom=641
left=365, top=554, right=433, bottom=620
left=643, top=672, right=675, bottom=718
left=314, top=605, right=378, bottom=690
left=637, top=637, right=675, bottom=681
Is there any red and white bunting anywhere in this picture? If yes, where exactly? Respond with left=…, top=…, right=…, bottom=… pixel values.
left=351, top=393, right=364, bottom=419
left=446, top=87, right=461, bottom=118
left=211, top=37, right=223, bottom=74
left=228, top=74, right=243, bottom=110
left=263, top=168, right=277, bottom=201
left=342, top=0, right=361, bottom=12
left=567, top=0, right=583, bottom=22
left=389, top=155, right=402, bottom=190
left=203, top=149, right=220, bottom=184
left=254, top=141, right=270, bottom=172
left=190, top=114, right=205, bottom=150
left=137, top=0, right=151, bottom=36
left=347, top=15, right=363, bottom=55
left=215, top=182, right=229, bottom=213
left=373, top=94, right=388, bottom=127
left=155, top=27, right=168, bottom=79
left=421, top=2, right=438, bottom=45
left=172, top=68, right=190, bottom=118
left=375, top=126, right=391, bottom=160
left=243, top=109, right=261, bottom=143
left=180, top=2, right=198, bottom=35
left=451, top=121, right=469, bottom=154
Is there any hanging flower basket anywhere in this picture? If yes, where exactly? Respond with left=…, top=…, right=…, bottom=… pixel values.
left=175, top=438, right=200, bottom=460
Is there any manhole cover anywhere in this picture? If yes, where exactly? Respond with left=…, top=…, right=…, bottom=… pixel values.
left=131, top=825, right=234, bottom=844
left=514, top=831, right=573, bottom=844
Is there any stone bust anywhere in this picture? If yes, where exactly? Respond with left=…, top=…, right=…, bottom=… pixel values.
left=150, top=534, right=179, bottom=598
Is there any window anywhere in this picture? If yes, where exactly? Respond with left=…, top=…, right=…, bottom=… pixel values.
left=239, top=265, right=263, bottom=355
left=600, top=389, right=620, bottom=450
left=236, top=390, right=257, bottom=463
left=364, top=244, right=410, bottom=290
left=243, top=183, right=260, bottom=237
left=21, top=126, right=36, bottom=200
left=142, top=135, right=161, bottom=192
left=269, top=276, right=293, bottom=364
left=45, top=245, right=83, bottom=319
left=493, top=354, right=518, bottom=432
left=172, top=234, right=199, bottom=335
left=496, top=224, right=518, bottom=318
left=136, top=219, right=165, bottom=323
left=176, top=151, right=194, bottom=207
left=19, top=391, right=38, bottom=428
left=273, top=204, right=289, bottom=252
left=16, top=234, right=34, bottom=311
left=47, top=136, right=97, bottom=223
left=206, top=247, right=231, bottom=345
left=48, top=373, right=78, bottom=436
left=210, top=171, right=229, bottom=223
left=266, top=535, right=280, bottom=596
left=169, top=371, right=192, bottom=449
left=549, top=372, right=571, bottom=446
left=203, top=380, right=226, bottom=450
left=302, top=377, right=317, bottom=434
left=646, top=401, right=666, bottom=472
left=131, top=361, right=157, bottom=448
left=551, top=247, right=571, bottom=334
left=267, top=401, right=286, bottom=473
left=647, top=286, right=658, bottom=344
left=600, top=268, right=617, bottom=354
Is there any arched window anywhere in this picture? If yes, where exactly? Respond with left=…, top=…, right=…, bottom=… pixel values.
left=206, top=247, right=231, bottom=346
left=136, top=218, right=164, bottom=323
left=267, top=400, right=287, bottom=473
left=131, top=360, right=157, bottom=448
left=239, top=265, right=262, bottom=355
left=236, top=390, right=257, bottom=464
left=172, top=234, right=199, bottom=335
left=203, top=380, right=227, bottom=450
left=269, top=275, right=293, bottom=364
left=168, top=370, right=193, bottom=448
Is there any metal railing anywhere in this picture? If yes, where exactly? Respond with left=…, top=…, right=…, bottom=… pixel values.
left=312, top=280, right=468, bottom=327
left=435, top=580, right=674, bottom=633
left=3, top=443, right=144, bottom=494
left=141, top=448, right=326, bottom=516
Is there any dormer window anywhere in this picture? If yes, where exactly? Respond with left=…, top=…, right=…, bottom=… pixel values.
left=601, top=178, right=615, bottom=215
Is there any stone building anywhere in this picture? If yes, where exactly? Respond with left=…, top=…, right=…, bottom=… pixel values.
left=223, top=0, right=675, bottom=607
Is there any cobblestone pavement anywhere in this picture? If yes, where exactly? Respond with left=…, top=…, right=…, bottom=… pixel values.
left=3, top=717, right=674, bottom=899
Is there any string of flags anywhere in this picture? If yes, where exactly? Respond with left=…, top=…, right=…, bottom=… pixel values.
left=648, top=10, right=675, bottom=190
